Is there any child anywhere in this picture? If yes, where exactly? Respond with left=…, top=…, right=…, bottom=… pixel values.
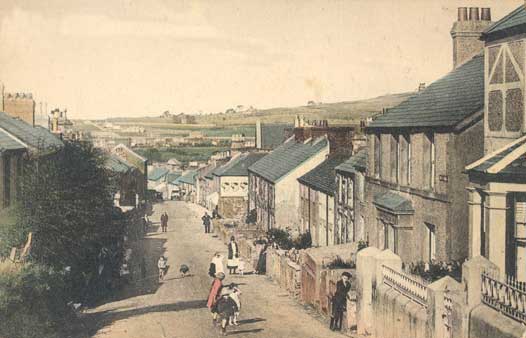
left=216, top=288, right=237, bottom=335
left=238, top=257, right=245, bottom=276
left=157, top=256, right=168, bottom=281
left=228, top=283, right=242, bottom=326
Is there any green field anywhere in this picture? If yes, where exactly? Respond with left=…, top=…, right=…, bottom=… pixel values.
left=136, top=146, right=229, bottom=164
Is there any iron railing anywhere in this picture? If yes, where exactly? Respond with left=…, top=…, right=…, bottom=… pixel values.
left=481, top=272, right=526, bottom=324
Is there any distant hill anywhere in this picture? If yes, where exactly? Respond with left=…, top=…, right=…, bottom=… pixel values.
left=195, top=92, right=415, bottom=126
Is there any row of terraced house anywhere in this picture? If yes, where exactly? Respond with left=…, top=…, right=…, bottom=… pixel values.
left=195, top=4, right=526, bottom=338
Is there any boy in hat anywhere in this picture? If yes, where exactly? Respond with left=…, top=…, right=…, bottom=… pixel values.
left=330, top=271, right=352, bottom=331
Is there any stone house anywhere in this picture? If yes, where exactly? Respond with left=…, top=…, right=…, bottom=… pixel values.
left=0, top=111, right=63, bottom=210
left=334, top=148, right=368, bottom=245
left=212, top=152, right=266, bottom=218
left=298, top=155, right=347, bottom=247
left=105, top=154, right=145, bottom=208
left=111, top=144, right=148, bottom=204
left=363, top=8, right=491, bottom=263
left=466, top=4, right=526, bottom=281
left=248, top=136, right=330, bottom=231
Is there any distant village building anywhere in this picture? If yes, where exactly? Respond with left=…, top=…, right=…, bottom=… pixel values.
left=298, top=155, right=347, bottom=246
left=213, top=152, right=267, bottom=218
left=363, top=8, right=489, bottom=263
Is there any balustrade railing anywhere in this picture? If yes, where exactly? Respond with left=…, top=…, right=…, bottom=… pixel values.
left=382, top=264, right=428, bottom=307
left=481, top=273, right=526, bottom=324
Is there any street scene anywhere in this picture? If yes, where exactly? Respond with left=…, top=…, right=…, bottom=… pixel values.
left=3, top=1, right=526, bottom=338
left=83, top=201, right=343, bottom=338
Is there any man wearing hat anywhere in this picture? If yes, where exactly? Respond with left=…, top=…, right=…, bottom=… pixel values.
left=330, top=271, right=352, bottom=331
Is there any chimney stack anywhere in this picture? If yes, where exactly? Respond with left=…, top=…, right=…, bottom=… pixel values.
left=451, top=7, right=492, bottom=69
left=468, top=7, right=479, bottom=21
left=481, top=8, right=491, bottom=21
left=458, top=7, right=468, bottom=21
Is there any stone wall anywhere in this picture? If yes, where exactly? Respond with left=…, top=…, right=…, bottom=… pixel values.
left=218, top=196, right=246, bottom=219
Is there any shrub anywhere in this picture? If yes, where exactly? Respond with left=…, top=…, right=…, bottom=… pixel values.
left=293, top=231, right=312, bottom=250
left=325, top=256, right=355, bottom=269
left=267, top=228, right=293, bottom=250
left=0, top=263, right=75, bottom=338
left=406, top=261, right=462, bottom=283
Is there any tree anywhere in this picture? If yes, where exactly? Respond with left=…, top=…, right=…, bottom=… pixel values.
left=13, top=141, right=123, bottom=303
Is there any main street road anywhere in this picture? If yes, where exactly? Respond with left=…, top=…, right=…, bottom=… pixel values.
left=83, top=201, right=345, bottom=338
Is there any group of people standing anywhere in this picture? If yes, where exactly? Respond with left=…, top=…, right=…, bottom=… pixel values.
left=160, top=212, right=169, bottom=232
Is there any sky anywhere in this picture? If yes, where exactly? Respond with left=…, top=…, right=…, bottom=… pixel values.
left=0, top=0, right=523, bottom=119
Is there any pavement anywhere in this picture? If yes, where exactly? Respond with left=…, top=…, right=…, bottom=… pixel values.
left=81, top=201, right=347, bottom=338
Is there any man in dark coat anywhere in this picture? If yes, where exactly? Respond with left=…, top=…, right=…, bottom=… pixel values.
left=202, top=212, right=212, bottom=233
left=330, top=271, right=352, bottom=331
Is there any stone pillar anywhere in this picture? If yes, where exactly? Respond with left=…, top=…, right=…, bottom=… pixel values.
left=375, top=249, right=402, bottom=286
left=427, top=276, right=462, bottom=338
left=461, top=256, right=499, bottom=338
left=355, top=246, right=381, bottom=335
left=486, top=191, right=507, bottom=273
left=467, top=187, right=482, bottom=258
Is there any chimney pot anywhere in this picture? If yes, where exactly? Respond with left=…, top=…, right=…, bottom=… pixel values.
left=468, top=7, right=480, bottom=21
left=481, top=8, right=491, bottom=21
left=458, top=7, right=468, bottom=21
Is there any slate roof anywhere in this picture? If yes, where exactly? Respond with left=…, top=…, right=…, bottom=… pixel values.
left=368, top=54, right=484, bottom=129
left=0, top=128, right=26, bottom=152
left=249, top=136, right=329, bottom=183
left=297, top=155, right=348, bottom=196
left=483, top=5, right=526, bottom=40
left=166, top=172, right=182, bottom=183
left=373, top=192, right=414, bottom=214
left=149, top=167, right=169, bottom=181
left=259, top=123, right=291, bottom=150
left=466, top=135, right=526, bottom=176
left=0, top=111, right=63, bottom=150
left=214, top=152, right=267, bottom=177
left=105, top=155, right=132, bottom=173
left=336, top=148, right=368, bottom=174
left=178, top=170, right=198, bottom=185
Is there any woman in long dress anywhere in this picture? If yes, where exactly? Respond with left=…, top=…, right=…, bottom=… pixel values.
left=227, top=236, right=239, bottom=274
left=255, top=243, right=268, bottom=274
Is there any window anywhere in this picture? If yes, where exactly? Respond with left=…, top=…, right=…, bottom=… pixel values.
left=390, top=134, right=399, bottom=183
left=374, top=134, right=381, bottom=178
left=425, top=223, right=436, bottom=261
left=3, top=156, right=11, bottom=208
left=347, top=179, right=354, bottom=207
left=423, top=133, right=435, bottom=190
left=399, top=134, right=411, bottom=185
left=384, top=223, right=397, bottom=254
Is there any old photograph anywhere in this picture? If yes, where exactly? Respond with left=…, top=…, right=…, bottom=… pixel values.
left=0, top=1, right=525, bottom=337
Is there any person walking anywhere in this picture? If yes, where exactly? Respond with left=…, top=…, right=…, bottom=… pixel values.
left=160, top=213, right=166, bottom=233
left=330, top=271, right=352, bottom=331
left=163, top=212, right=169, bottom=232
left=227, top=236, right=239, bottom=274
left=207, top=272, right=225, bottom=324
left=202, top=212, right=212, bottom=233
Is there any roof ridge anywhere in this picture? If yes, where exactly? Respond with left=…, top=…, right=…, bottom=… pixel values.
left=485, top=4, right=525, bottom=34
